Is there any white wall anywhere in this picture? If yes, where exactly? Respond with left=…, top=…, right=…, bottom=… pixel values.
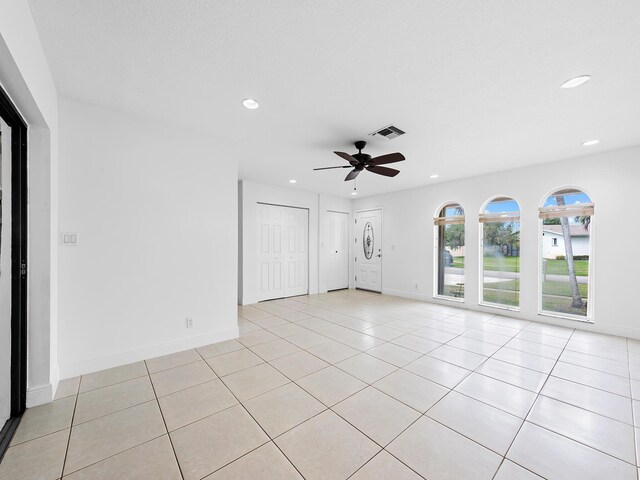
left=239, top=180, right=351, bottom=304
left=57, top=98, right=238, bottom=378
left=353, top=146, right=640, bottom=339
left=0, top=0, right=59, bottom=406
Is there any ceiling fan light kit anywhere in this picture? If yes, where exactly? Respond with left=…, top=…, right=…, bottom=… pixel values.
left=313, top=140, right=406, bottom=182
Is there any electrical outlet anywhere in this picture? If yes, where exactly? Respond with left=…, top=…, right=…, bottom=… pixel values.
left=186, top=317, right=194, bottom=329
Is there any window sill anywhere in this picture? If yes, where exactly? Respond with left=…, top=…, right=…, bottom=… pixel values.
left=433, top=295, right=465, bottom=304
left=478, top=302, right=520, bottom=313
left=538, top=311, right=593, bottom=324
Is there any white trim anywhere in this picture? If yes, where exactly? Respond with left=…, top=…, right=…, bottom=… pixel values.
left=433, top=294, right=465, bottom=304
left=58, top=326, right=239, bottom=379
left=383, top=288, right=431, bottom=302
left=478, top=301, right=520, bottom=312
left=26, top=383, right=53, bottom=407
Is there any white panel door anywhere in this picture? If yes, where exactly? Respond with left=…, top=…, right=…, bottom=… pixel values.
left=257, top=203, right=284, bottom=301
left=355, top=209, right=382, bottom=292
left=326, top=211, right=349, bottom=291
left=257, top=204, right=308, bottom=301
left=284, top=207, right=308, bottom=297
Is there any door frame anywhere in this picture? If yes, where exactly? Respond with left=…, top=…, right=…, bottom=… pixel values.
left=256, top=202, right=310, bottom=301
left=0, top=85, right=28, bottom=459
left=354, top=207, right=383, bottom=293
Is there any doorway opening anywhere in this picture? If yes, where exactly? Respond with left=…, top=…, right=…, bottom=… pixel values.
left=0, top=85, right=28, bottom=460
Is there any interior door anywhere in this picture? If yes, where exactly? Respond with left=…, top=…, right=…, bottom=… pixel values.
left=355, top=209, right=382, bottom=292
left=326, top=211, right=349, bottom=290
left=284, top=207, right=309, bottom=297
left=257, top=203, right=309, bottom=301
left=257, top=203, right=284, bottom=301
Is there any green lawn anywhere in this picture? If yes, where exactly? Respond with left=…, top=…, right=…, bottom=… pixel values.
left=482, top=279, right=519, bottom=307
left=541, top=295, right=588, bottom=316
left=451, top=256, right=589, bottom=277
left=544, top=259, right=589, bottom=276
left=483, top=256, right=520, bottom=272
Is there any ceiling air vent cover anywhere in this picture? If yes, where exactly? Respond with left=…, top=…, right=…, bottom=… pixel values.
left=369, top=125, right=405, bottom=142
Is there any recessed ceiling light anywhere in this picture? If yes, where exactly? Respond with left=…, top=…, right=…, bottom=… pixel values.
left=289, top=179, right=297, bottom=183
left=582, top=139, right=599, bottom=146
left=242, top=98, right=259, bottom=109
left=351, top=191, right=358, bottom=196
left=560, top=75, right=591, bottom=89
left=430, top=174, right=439, bottom=179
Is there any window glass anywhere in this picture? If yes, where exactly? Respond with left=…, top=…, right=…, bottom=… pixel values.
left=435, top=204, right=465, bottom=299
left=480, top=197, right=520, bottom=307
left=540, top=189, right=593, bottom=317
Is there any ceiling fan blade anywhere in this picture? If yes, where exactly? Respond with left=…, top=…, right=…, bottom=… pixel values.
left=366, top=165, right=400, bottom=177
left=334, top=151, right=358, bottom=164
left=369, top=152, right=405, bottom=165
left=345, top=169, right=361, bottom=181
left=313, top=165, right=353, bottom=170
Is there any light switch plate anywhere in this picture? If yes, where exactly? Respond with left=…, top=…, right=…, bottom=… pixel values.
left=61, top=232, right=79, bottom=246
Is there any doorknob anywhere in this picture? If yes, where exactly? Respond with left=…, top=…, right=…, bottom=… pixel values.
left=376, top=254, right=382, bottom=258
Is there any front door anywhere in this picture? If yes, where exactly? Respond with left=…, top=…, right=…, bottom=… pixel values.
left=355, top=209, right=382, bottom=292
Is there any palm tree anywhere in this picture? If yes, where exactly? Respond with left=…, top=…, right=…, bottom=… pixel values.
left=555, top=195, right=583, bottom=308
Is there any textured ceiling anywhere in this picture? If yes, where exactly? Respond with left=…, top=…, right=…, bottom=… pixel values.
left=30, top=0, right=640, bottom=198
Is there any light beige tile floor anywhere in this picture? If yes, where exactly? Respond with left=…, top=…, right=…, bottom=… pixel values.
left=2, top=289, right=640, bottom=479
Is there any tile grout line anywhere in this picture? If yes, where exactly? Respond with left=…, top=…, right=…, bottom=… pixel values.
left=143, top=361, right=186, bottom=480
left=492, top=327, right=577, bottom=479
left=58, top=378, right=80, bottom=478
left=193, top=347, right=309, bottom=480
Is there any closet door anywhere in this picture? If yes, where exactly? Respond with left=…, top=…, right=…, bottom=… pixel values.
left=257, top=204, right=309, bottom=301
left=257, top=203, right=284, bottom=301
left=284, top=207, right=308, bottom=297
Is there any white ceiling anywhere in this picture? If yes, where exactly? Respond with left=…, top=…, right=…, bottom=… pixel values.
left=29, top=0, right=640, bottom=198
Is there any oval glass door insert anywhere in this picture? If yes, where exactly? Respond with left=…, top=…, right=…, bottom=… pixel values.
left=363, top=222, right=374, bottom=259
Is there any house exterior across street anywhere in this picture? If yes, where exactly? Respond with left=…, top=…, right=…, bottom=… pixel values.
left=542, top=224, right=590, bottom=259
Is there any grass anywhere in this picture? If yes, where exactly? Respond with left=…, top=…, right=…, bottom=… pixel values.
left=544, top=259, right=589, bottom=276
left=542, top=281, right=588, bottom=297
left=541, top=296, right=588, bottom=317
left=450, top=256, right=589, bottom=277
left=482, top=279, right=520, bottom=307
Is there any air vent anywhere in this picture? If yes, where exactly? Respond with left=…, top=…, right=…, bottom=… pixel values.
left=369, top=124, right=406, bottom=141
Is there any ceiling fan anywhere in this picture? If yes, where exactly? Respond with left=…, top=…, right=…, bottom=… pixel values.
left=314, top=140, right=405, bottom=181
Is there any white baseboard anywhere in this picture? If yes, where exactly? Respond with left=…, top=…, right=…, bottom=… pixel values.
left=26, top=383, right=54, bottom=407
left=381, top=288, right=640, bottom=341
left=58, top=326, right=239, bottom=380
left=382, top=288, right=432, bottom=302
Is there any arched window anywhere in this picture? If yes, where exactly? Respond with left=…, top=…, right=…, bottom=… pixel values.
left=434, top=203, right=465, bottom=299
left=539, top=188, right=593, bottom=318
left=480, top=197, right=521, bottom=308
